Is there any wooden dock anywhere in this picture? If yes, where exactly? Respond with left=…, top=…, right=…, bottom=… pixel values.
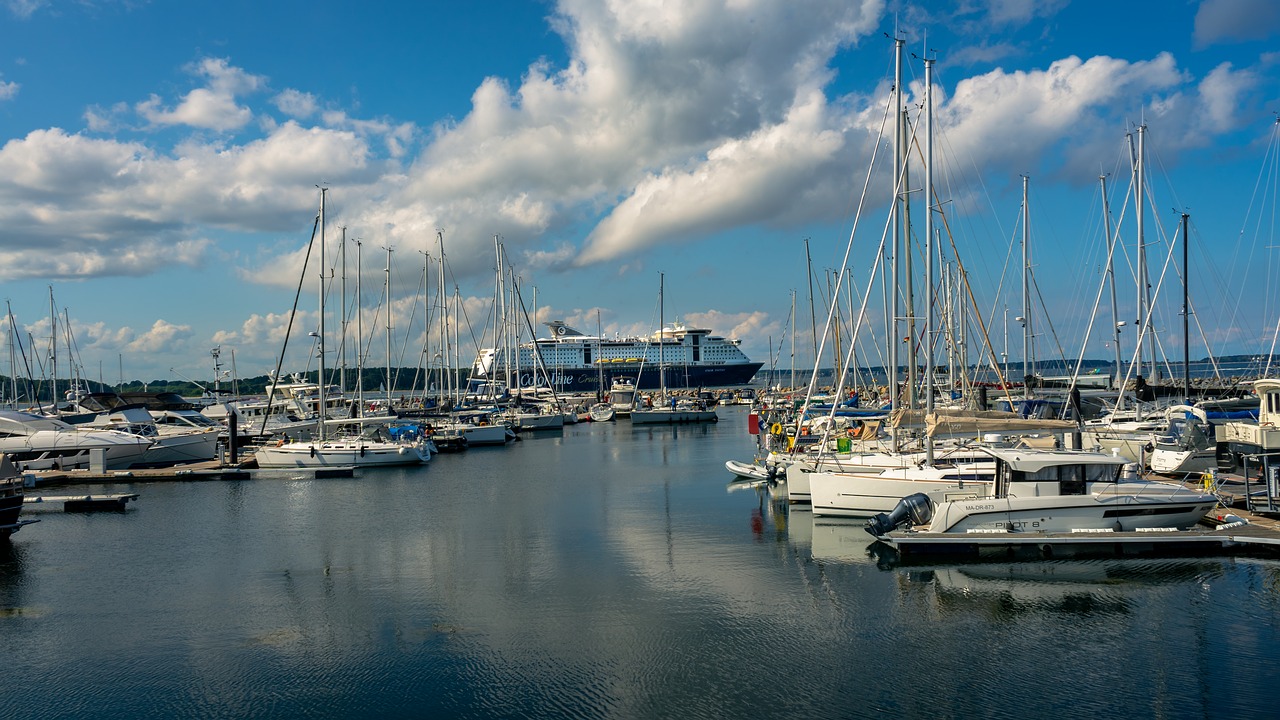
left=23, top=459, right=355, bottom=489
left=24, top=493, right=140, bottom=511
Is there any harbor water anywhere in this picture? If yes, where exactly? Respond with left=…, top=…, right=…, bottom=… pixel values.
left=3, top=406, right=1277, bottom=718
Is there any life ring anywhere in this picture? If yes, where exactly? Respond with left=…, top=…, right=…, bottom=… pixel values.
left=770, top=423, right=782, bottom=435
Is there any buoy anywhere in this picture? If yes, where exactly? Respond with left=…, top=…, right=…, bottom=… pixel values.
left=770, top=423, right=782, bottom=435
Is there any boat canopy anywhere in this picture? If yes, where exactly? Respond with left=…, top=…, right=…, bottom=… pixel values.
left=980, top=446, right=1128, bottom=473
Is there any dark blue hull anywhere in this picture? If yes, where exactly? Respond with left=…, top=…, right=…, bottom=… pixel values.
left=496, top=363, right=762, bottom=393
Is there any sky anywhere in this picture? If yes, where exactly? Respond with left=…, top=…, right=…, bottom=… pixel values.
left=1, top=0, right=1279, bottom=388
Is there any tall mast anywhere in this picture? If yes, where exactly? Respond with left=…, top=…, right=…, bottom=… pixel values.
left=790, top=289, right=796, bottom=390
left=923, top=55, right=935, bottom=465
left=1100, top=173, right=1125, bottom=411
left=804, top=238, right=817, bottom=385
left=437, top=230, right=450, bottom=402
left=659, top=272, right=666, bottom=399
left=317, top=187, right=327, bottom=443
left=890, top=34, right=904, bottom=416
left=1132, top=124, right=1155, bottom=384
left=1021, top=174, right=1032, bottom=397
left=384, top=243, right=394, bottom=408
left=353, top=235, right=363, bottom=417
left=340, top=226, right=348, bottom=395
left=1181, top=212, right=1191, bottom=404
left=48, top=286, right=56, bottom=410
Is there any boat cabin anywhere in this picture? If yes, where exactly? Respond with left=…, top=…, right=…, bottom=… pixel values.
left=987, top=447, right=1127, bottom=499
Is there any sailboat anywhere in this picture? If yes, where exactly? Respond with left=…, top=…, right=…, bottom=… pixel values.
left=255, top=189, right=429, bottom=469
left=630, top=273, right=718, bottom=424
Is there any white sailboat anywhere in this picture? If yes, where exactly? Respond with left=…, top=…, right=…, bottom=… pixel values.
left=630, top=273, right=718, bottom=424
left=255, top=188, right=429, bottom=469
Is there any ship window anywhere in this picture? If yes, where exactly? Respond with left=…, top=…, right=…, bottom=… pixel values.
left=1059, top=465, right=1086, bottom=495
left=584, top=348, right=592, bottom=364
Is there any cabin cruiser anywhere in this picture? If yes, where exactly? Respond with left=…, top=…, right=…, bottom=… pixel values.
left=58, top=392, right=220, bottom=467
left=866, top=445, right=1217, bottom=538
left=0, top=409, right=151, bottom=470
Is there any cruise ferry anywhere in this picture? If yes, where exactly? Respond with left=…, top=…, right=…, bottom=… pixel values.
left=472, top=321, right=762, bottom=393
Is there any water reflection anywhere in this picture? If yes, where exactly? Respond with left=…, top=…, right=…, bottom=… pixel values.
left=0, top=541, right=29, bottom=615
left=896, top=559, right=1226, bottom=618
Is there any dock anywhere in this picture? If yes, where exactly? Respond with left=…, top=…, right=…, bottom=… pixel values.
left=24, top=493, right=140, bottom=512
left=22, top=459, right=355, bottom=489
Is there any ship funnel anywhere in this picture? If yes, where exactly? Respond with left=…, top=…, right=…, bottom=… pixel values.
left=865, top=493, right=933, bottom=538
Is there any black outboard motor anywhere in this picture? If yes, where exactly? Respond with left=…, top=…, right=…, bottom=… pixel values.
left=865, top=493, right=934, bottom=538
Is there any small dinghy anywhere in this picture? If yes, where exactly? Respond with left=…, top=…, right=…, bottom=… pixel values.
left=725, top=459, right=772, bottom=481
left=589, top=403, right=616, bottom=422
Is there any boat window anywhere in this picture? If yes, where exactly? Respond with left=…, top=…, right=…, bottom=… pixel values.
left=1059, top=465, right=1086, bottom=495
left=1084, top=463, right=1121, bottom=483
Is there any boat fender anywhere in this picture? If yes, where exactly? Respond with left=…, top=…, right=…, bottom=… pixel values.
left=398, top=446, right=408, bottom=455
left=360, top=446, right=366, bottom=457
left=309, top=445, right=316, bottom=457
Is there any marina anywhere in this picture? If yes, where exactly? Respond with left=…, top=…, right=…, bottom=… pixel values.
left=3, top=406, right=1280, bottom=718
left=5, top=4, right=1280, bottom=718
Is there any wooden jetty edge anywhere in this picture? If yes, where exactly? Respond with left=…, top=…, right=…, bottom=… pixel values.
left=22, top=459, right=356, bottom=489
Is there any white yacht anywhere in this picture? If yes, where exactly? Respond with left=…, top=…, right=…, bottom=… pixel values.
left=0, top=409, right=151, bottom=470
left=60, top=392, right=220, bottom=467
left=866, top=446, right=1217, bottom=538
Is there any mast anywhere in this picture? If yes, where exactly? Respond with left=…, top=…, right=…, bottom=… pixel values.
left=890, top=33, right=904, bottom=416
left=1182, top=212, right=1191, bottom=404
left=49, top=286, right=56, bottom=410
left=789, top=289, right=796, bottom=390
left=1100, top=173, right=1125, bottom=411
left=804, top=238, right=817, bottom=386
left=923, top=54, right=935, bottom=466
left=316, top=187, right=328, bottom=443
left=1021, top=174, right=1032, bottom=397
left=596, top=309, right=604, bottom=400
left=660, top=272, right=666, bottom=398
left=1133, top=124, right=1158, bottom=383
left=340, top=226, right=348, bottom=395
left=384, top=243, right=394, bottom=408
left=436, top=230, right=449, bottom=402
left=353, top=235, right=364, bottom=418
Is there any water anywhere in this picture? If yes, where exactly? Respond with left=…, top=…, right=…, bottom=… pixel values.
left=3, top=408, right=1277, bottom=719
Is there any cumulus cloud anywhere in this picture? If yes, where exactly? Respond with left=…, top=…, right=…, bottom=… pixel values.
left=1194, top=0, right=1280, bottom=48
left=137, top=57, right=265, bottom=131
left=273, top=88, right=317, bottom=118
left=0, top=79, right=17, bottom=101
left=125, top=319, right=194, bottom=353
left=3, top=0, right=1278, bottom=379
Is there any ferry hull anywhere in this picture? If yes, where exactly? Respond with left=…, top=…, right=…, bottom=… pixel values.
left=479, top=363, right=762, bottom=393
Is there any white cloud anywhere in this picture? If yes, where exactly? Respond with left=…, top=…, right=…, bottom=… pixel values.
left=125, top=319, right=194, bottom=354
left=0, top=79, right=17, bottom=101
left=137, top=58, right=265, bottom=131
left=273, top=89, right=317, bottom=118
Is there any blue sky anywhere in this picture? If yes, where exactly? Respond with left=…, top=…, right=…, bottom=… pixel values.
left=1, top=0, right=1279, bottom=387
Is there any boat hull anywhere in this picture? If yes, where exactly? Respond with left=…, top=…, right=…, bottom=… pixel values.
left=630, top=409, right=718, bottom=424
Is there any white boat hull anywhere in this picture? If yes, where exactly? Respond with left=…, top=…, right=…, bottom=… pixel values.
left=630, top=409, right=718, bottom=424
left=928, top=489, right=1217, bottom=534
left=255, top=440, right=429, bottom=468
left=809, top=466, right=993, bottom=518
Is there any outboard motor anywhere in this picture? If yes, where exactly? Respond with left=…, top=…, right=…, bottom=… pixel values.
left=865, top=493, right=934, bottom=538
